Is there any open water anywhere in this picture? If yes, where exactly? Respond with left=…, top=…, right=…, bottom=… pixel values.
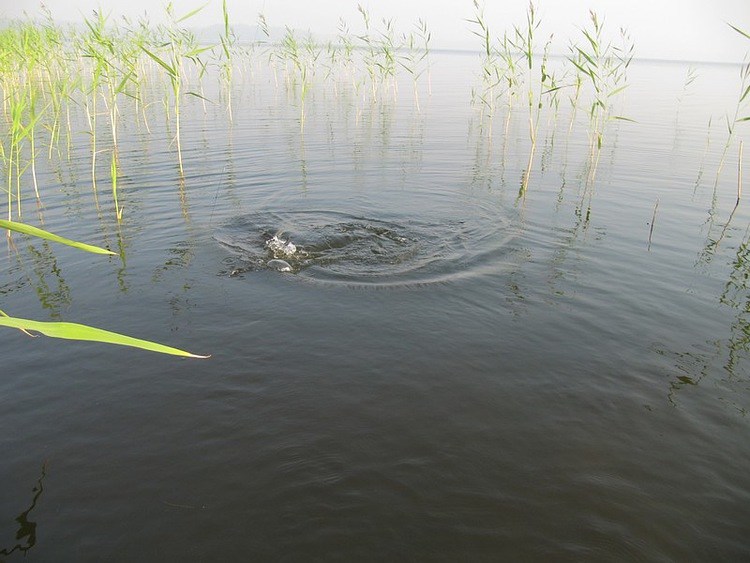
left=1, top=53, right=749, bottom=560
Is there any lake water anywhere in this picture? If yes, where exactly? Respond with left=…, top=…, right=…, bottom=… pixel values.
left=2, top=52, right=750, bottom=560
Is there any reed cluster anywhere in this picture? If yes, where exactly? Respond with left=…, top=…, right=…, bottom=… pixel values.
left=0, top=4, right=434, bottom=221
left=1, top=5, right=209, bottom=221
left=468, top=2, right=634, bottom=201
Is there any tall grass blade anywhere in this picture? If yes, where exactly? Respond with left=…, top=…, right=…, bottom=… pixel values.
left=728, top=23, right=750, bottom=40
left=0, top=219, right=115, bottom=255
left=176, top=4, right=208, bottom=24
left=0, top=315, right=209, bottom=358
left=141, top=47, right=177, bottom=78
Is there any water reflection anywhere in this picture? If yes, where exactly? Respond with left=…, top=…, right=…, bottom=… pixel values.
left=720, top=227, right=750, bottom=378
left=8, top=241, right=71, bottom=319
left=1, top=464, right=46, bottom=560
left=660, top=227, right=750, bottom=410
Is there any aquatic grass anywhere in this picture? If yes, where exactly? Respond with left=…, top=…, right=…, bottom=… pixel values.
left=218, top=0, right=236, bottom=122
left=467, top=1, right=502, bottom=130
left=80, top=10, right=137, bottom=204
left=357, top=4, right=378, bottom=101
left=418, top=19, right=433, bottom=95
left=250, top=6, right=430, bottom=109
left=694, top=117, right=714, bottom=194
left=711, top=24, right=750, bottom=193
left=568, top=10, right=634, bottom=201
left=0, top=79, right=50, bottom=220
left=513, top=1, right=540, bottom=195
left=110, top=150, right=122, bottom=220
left=676, top=65, right=698, bottom=119
left=712, top=61, right=750, bottom=190
left=4, top=87, right=28, bottom=220
left=119, top=14, right=161, bottom=133
left=336, top=17, right=356, bottom=78
left=510, top=2, right=559, bottom=196
left=399, top=19, right=431, bottom=112
left=81, top=10, right=141, bottom=214
left=277, top=26, right=310, bottom=129
left=703, top=140, right=746, bottom=256
left=739, top=139, right=744, bottom=203
left=352, top=5, right=403, bottom=103
left=468, top=1, right=560, bottom=194
left=696, top=26, right=747, bottom=253
left=566, top=43, right=585, bottom=133
left=375, top=16, right=399, bottom=100
left=648, top=198, right=659, bottom=250
left=141, top=3, right=211, bottom=176
left=12, top=27, right=49, bottom=206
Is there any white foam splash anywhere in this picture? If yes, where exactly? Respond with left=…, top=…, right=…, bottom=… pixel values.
left=265, top=235, right=297, bottom=258
left=267, top=259, right=292, bottom=272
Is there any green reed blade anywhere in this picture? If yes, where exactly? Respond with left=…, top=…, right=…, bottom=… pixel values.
left=728, top=23, right=750, bottom=40
left=184, top=91, right=210, bottom=103
left=0, top=219, right=115, bottom=255
left=0, top=315, right=209, bottom=358
left=141, top=46, right=178, bottom=78
left=176, top=3, right=208, bottom=24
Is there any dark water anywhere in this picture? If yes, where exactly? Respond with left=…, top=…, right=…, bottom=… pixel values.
left=2, top=54, right=750, bottom=560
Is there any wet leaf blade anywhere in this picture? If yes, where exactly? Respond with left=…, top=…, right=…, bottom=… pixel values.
left=0, top=316, right=209, bottom=358
left=728, top=22, right=750, bottom=40
left=0, top=219, right=115, bottom=255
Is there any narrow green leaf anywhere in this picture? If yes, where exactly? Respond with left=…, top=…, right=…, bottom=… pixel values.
left=186, top=91, right=211, bottom=102
left=141, top=46, right=177, bottom=78
left=728, top=22, right=750, bottom=40
left=607, top=84, right=629, bottom=98
left=567, top=57, right=589, bottom=76
left=581, top=29, right=598, bottom=54
left=176, top=3, right=208, bottom=23
left=611, top=115, right=637, bottom=123
left=115, top=70, right=134, bottom=94
left=576, top=47, right=595, bottom=68
left=0, top=219, right=115, bottom=255
left=0, top=316, right=209, bottom=358
left=223, top=0, right=230, bottom=37
left=185, top=45, right=212, bottom=57
left=542, top=85, right=565, bottom=95
left=0, top=308, right=34, bottom=337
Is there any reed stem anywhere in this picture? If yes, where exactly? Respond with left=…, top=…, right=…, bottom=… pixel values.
left=648, top=198, right=659, bottom=250
left=738, top=140, right=744, bottom=204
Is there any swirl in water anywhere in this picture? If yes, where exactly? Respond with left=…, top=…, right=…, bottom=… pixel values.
left=217, top=210, right=518, bottom=286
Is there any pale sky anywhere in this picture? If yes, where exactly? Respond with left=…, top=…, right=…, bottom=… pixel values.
left=3, top=0, right=750, bottom=63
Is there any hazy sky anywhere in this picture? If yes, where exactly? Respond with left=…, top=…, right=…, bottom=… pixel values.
left=4, top=0, right=750, bottom=63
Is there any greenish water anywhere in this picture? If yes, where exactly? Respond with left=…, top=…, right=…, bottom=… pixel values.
left=1, top=53, right=749, bottom=560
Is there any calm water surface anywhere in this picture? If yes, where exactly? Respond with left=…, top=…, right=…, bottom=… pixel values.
left=2, top=53, right=750, bottom=560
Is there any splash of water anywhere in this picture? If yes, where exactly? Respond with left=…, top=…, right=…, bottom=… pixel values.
left=265, top=235, right=298, bottom=258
